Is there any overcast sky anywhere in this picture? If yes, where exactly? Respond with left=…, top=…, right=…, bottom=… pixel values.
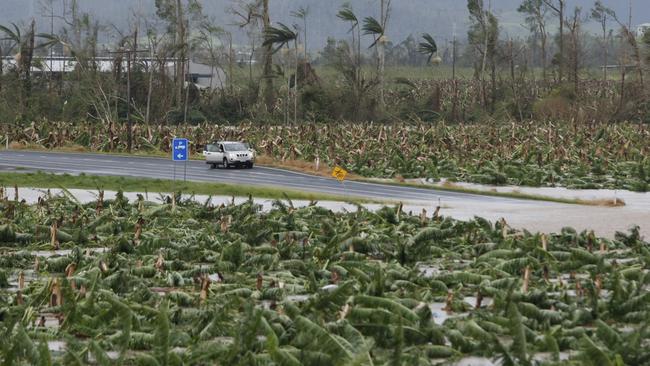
left=1, top=0, right=648, bottom=50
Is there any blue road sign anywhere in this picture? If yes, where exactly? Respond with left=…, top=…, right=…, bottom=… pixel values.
left=172, top=138, right=189, bottom=162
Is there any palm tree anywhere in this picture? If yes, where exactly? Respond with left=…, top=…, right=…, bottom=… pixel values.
left=0, top=20, right=36, bottom=114
left=0, top=23, right=23, bottom=60
left=291, top=6, right=309, bottom=123
left=363, top=0, right=391, bottom=109
left=417, top=33, right=439, bottom=64
left=290, top=6, right=309, bottom=68
left=337, top=4, right=362, bottom=88
left=362, top=16, right=385, bottom=106
left=261, top=0, right=275, bottom=112
left=263, top=23, right=298, bottom=124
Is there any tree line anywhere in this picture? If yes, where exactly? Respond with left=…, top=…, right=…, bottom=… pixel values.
left=0, top=0, right=648, bottom=129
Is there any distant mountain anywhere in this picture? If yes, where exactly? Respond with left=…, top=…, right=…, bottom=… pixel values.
left=2, top=0, right=648, bottom=50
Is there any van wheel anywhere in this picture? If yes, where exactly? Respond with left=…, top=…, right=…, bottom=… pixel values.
left=247, top=162, right=254, bottom=169
left=210, top=163, right=217, bottom=169
left=223, top=158, right=229, bottom=168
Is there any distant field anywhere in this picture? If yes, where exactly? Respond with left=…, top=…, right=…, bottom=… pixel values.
left=229, top=63, right=624, bottom=86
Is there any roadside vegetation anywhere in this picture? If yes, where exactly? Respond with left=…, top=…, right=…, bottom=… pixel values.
left=1, top=191, right=649, bottom=365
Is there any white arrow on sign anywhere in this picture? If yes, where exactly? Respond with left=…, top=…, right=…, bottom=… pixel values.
left=177, top=153, right=184, bottom=159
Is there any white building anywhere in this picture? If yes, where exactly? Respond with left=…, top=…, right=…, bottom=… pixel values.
left=165, top=61, right=227, bottom=90
left=1, top=56, right=226, bottom=90
left=1, top=56, right=113, bottom=74
left=636, top=23, right=650, bottom=38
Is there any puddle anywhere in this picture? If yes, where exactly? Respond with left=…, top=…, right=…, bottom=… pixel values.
left=150, top=287, right=177, bottom=296
left=418, top=265, right=441, bottom=278
left=286, top=294, right=309, bottom=302
left=616, top=325, right=636, bottom=332
left=532, top=352, right=573, bottom=362
left=208, top=273, right=222, bottom=282
left=11, top=187, right=649, bottom=240
left=453, top=357, right=498, bottom=366
left=32, top=249, right=74, bottom=258
left=463, top=296, right=493, bottom=308
left=34, top=313, right=62, bottom=329
left=88, top=351, right=119, bottom=362
left=47, top=341, right=66, bottom=353
left=607, top=258, right=639, bottom=265
left=212, top=336, right=234, bottom=345
left=28, top=247, right=110, bottom=258
left=429, top=302, right=469, bottom=325
left=453, top=352, right=573, bottom=365
left=321, top=284, right=339, bottom=291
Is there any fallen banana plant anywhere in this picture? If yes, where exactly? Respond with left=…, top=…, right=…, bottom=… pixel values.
left=0, top=191, right=648, bottom=365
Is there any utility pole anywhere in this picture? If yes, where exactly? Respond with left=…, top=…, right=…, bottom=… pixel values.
left=40, top=1, right=56, bottom=90
left=108, top=43, right=146, bottom=154
left=127, top=52, right=132, bottom=152
left=452, top=22, right=457, bottom=81
left=262, top=0, right=275, bottom=111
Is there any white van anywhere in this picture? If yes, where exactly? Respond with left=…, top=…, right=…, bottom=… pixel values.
left=203, top=141, right=255, bottom=169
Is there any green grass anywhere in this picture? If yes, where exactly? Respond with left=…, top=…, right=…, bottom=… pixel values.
left=231, top=63, right=620, bottom=84
left=230, top=64, right=476, bottom=84
left=0, top=171, right=374, bottom=203
left=313, top=65, right=475, bottom=81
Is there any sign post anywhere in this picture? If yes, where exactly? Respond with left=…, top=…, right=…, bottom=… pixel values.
left=172, top=138, right=189, bottom=183
left=331, top=166, right=349, bottom=198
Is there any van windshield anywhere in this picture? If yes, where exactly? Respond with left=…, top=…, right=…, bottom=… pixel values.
left=223, top=143, right=248, bottom=152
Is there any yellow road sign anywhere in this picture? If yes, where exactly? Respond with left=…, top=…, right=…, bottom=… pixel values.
left=331, top=166, right=348, bottom=181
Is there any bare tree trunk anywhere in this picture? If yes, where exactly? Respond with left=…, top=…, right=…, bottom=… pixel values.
left=378, top=0, right=388, bottom=108
left=294, top=39, right=298, bottom=123
left=600, top=16, right=608, bottom=83
left=568, top=8, right=581, bottom=96
left=145, top=35, right=155, bottom=124
left=176, top=0, right=185, bottom=107
left=543, top=0, right=565, bottom=82
left=480, top=17, right=489, bottom=109
left=558, top=1, right=564, bottom=82
left=303, top=16, right=308, bottom=79
left=184, top=59, right=190, bottom=123
left=285, top=59, right=289, bottom=124
left=451, top=36, right=458, bottom=121
left=509, top=39, right=523, bottom=119
left=23, top=19, right=36, bottom=113
left=248, top=33, right=255, bottom=84
left=627, top=1, right=644, bottom=93
left=490, top=54, right=496, bottom=112
left=262, top=0, right=275, bottom=111
left=228, top=33, right=234, bottom=94
left=618, top=46, right=627, bottom=113
left=0, top=44, right=3, bottom=92
left=540, top=25, right=547, bottom=83
left=127, top=53, right=132, bottom=152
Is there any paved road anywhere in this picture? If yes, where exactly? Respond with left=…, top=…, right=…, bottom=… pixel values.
left=0, top=150, right=544, bottom=206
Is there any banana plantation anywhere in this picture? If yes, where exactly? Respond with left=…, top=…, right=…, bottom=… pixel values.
left=2, top=120, right=649, bottom=191
left=0, top=190, right=649, bottom=365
